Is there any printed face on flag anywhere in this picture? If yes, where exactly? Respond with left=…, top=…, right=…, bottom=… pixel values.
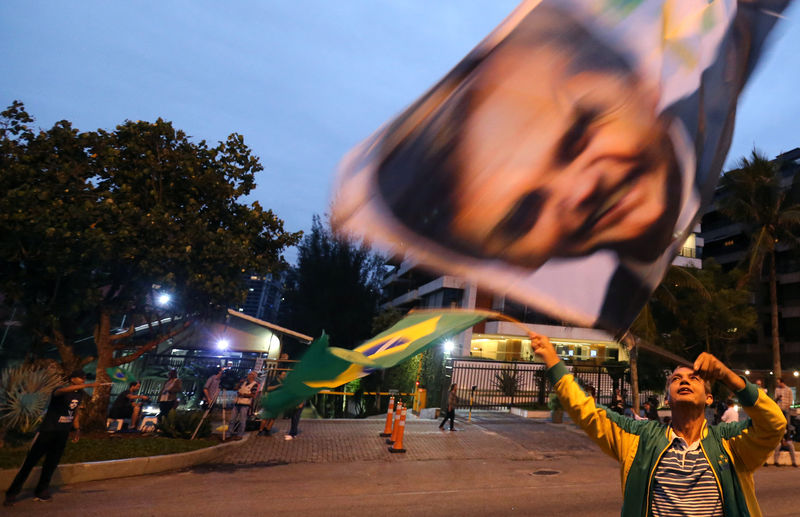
left=376, top=5, right=681, bottom=269
left=333, top=0, right=786, bottom=332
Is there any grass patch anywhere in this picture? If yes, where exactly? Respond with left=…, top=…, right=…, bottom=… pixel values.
left=0, top=435, right=217, bottom=470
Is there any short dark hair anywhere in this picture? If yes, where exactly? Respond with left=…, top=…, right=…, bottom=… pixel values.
left=69, top=369, right=87, bottom=380
left=129, top=381, right=139, bottom=388
left=666, top=366, right=712, bottom=398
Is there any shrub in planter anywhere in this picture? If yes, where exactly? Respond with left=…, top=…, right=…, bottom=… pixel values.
left=0, top=364, right=64, bottom=446
left=157, top=409, right=210, bottom=439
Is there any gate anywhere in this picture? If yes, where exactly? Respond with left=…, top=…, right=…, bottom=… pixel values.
left=447, top=358, right=657, bottom=410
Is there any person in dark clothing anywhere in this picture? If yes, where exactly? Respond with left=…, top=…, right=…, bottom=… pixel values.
left=439, top=384, right=458, bottom=431
left=108, top=381, right=149, bottom=430
left=4, top=370, right=106, bottom=506
left=285, top=400, right=304, bottom=441
left=157, top=369, right=182, bottom=422
left=610, top=388, right=625, bottom=415
left=642, top=399, right=660, bottom=421
left=258, top=371, right=286, bottom=436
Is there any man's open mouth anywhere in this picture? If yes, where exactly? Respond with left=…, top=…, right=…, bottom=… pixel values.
left=677, top=387, right=692, bottom=395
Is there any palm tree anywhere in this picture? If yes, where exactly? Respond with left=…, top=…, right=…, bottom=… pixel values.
left=718, top=150, right=800, bottom=384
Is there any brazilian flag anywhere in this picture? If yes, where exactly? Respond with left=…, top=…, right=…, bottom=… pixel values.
left=106, top=367, right=136, bottom=383
left=261, top=309, right=495, bottom=418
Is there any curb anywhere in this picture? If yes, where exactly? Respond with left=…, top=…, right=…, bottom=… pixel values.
left=0, top=433, right=252, bottom=491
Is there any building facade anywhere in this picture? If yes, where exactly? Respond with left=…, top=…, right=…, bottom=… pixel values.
left=700, top=147, right=800, bottom=370
left=381, top=231, right=703, bottom=366
left=236, top=272, right=286, bottom=322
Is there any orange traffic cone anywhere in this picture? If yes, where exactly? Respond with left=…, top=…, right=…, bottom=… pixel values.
left=379, top=396, right=395, bottom=437
left=388, top=406, right=407, bottom=453
left=386, top=402, right=402, bottom=444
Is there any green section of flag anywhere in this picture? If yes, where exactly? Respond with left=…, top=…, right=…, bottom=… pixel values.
left=261, top=310, right=494, bottom=418
left=106, top=367, right=136, bottom=383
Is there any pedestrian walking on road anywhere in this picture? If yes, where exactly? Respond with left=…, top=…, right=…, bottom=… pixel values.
left=529, top=332, right=785, bottom=517
left=439, top=384, right=458, bottom=431
left=769, top=425, right=798, bottom=467
left=4, top=370, right=106, bottom=506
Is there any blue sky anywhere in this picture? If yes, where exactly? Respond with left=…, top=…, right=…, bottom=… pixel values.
left=2, top=1, right=798, bottom=262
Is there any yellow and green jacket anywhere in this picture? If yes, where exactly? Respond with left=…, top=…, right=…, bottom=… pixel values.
left=548, top=361, right=786, bottom=517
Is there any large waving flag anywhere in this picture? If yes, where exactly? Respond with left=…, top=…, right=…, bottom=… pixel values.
left=261, top=309, right=495, bottom=418
left=331, top=0, right=788, bottom=335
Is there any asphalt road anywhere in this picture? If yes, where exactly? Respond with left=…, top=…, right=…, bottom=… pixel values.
left=5, top=413, right=799, bottom=516
left=10, top=455, right=800, bottom=517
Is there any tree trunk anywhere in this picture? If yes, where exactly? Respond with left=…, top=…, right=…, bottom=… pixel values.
left=768, top=251, right=782, bottom=393
left=84, top=309, right=114, bottom=431
left=629, top=339, right=640, bottom=416
left=50, top=328, right=83, bottom=374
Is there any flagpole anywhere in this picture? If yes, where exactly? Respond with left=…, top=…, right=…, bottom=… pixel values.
left=191, top=390, right=218, bottom=440
left=221, top=390, right=227, bottom=441
left=459, top=309, right=694, bottom=367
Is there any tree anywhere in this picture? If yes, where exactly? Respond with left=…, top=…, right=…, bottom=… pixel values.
left=0, top=101, right=301, bottom=428
left=718, top=149, right=800, bottom=384
left=669, top=259, right=757, bottom=363
left=280, top=215, right=384, bottom=353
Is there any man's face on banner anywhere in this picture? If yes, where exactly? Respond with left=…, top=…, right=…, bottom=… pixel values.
left=450, top=40, right=681, bottom=267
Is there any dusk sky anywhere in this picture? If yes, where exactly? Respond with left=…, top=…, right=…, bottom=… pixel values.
left=3, top=1, right=798, bottom=262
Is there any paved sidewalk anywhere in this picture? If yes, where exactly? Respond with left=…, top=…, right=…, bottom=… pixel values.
left=219, top=411, right=594, bottom=465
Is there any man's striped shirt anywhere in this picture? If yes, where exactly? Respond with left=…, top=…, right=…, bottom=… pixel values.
left=650, top=430, right=723, bottom=517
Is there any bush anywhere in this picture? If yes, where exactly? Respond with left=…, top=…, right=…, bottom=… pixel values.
left=0, top=364, right=64, bottom=446
left=494, top=368, right=519, bottom=397
left=547, top=392, right=562, bottom=411
left=157, top=409, right=210, bottom=439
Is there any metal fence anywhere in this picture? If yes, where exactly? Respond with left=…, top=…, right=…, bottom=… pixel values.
left=447, top=358, right=658, bottom=410
left=110, top=353, right=284, bottom=406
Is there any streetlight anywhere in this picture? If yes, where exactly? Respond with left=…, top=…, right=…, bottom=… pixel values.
left=217, top=338, right=230, bottom=351
left=744, top=370, right=751, bottom=376
left=443, top=340, right=455, bottom=355
left=156, top=293, right=171, bottom=306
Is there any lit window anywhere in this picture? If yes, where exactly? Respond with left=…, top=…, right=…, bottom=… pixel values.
left=724, top=240, right=734, bottom=247
left=590, top=350, right=597, bottom=357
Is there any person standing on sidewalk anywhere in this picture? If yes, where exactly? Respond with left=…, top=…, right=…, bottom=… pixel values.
left=4, top=370, right=105, bottom=506
left=774, top=378, right=793, bottom=420
left=202, top=367, right=224, bottom=410
left=157, top=369, right=182, bottom=422
left=258, top=370, right=286, bottom=436
left=771, top=378, right=795, bottom=467
left=231, top=370, right=258, bottom=440
left=529, top=331, right=785, bottom=516
left=285, top=399, right=305, bottom=441
left=439, top=384, right=458, bottom=431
